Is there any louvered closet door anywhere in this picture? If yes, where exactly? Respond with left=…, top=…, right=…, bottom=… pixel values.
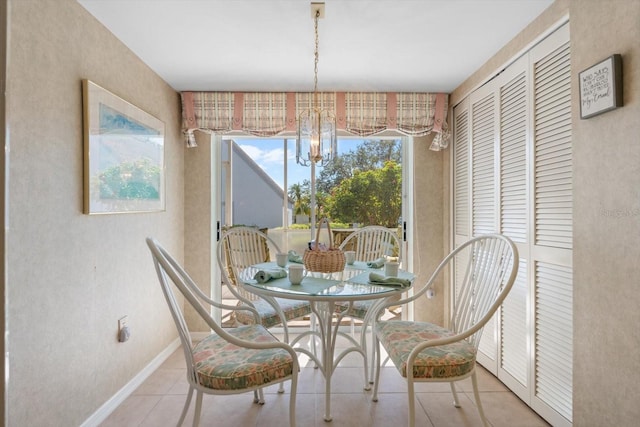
left=496, top=55, right=530, bottom=400
left=450, top=22, right=571, bottom=427
left=468, top=83, right=500, bottom=371
left=529, top=23, right=572, bottom=427
left=452, top=99, right=471, bottom=303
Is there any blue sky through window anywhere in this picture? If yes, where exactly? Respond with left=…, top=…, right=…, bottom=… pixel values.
left=232, top=138, right=363, bottom=192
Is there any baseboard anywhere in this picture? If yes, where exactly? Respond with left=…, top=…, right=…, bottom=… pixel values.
left=80, top=338, right=181, bottom=427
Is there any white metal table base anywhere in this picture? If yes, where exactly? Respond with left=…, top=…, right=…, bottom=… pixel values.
left=290, top=300, right=369, bottom=422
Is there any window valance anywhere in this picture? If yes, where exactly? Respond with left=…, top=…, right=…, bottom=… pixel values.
left=181, top=91, right=450, bottom=151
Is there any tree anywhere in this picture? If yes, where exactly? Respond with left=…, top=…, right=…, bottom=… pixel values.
left=288, top=182, right=310, bottom=222
left=99, top=158, right=160, bottom=200
left=325, top=161, right=401, bottom=228
left=316, top=139, right=401, bottom=193
left=289, top=139, right=403, bottom=227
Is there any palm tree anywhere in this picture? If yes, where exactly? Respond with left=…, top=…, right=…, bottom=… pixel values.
left=288, top=183, right=309, bottom=223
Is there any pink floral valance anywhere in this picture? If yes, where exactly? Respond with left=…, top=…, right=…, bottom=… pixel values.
left=181, top=91, right=450, bottom=151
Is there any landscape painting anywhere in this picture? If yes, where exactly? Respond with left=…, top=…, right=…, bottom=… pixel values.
left=82, top=80, right=165, bottom=214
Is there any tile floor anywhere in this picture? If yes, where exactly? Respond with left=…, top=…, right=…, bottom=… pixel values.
left=100, top=331, right=550, bottom=427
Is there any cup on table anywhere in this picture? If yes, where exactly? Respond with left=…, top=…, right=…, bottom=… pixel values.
left=276, top=252, right=288, bottom=267
left=384, top=261, right=399, bottom=277
left=344, top=251, right=356, bottom=265
left=288, top=264, right=307, bottom=285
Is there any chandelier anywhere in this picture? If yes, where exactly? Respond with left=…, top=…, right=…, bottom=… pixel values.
left=296, top=2, right=337, bottom=167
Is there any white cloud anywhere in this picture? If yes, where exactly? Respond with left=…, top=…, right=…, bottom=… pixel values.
left=238, top=144, right=284, bottom=167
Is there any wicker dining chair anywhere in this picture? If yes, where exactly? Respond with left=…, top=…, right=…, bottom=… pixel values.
left=147, top=237, right=299, bottom=427
left=372, top=234, right=519, bottom=427
left=218, top=227, right=313, bottom=344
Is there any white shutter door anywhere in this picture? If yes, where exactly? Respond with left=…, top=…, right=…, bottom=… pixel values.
left=453, top=100, right=471, bottom=302
left=470, top=85, right=499, bottom=370
left=534, top=43, right=573, bottom=250
left=500, top=71, right=528, bottom=244
left=450, top=22, right=571, bottom=427
left=497, top=56, right=530, bottom=398
left=501, top=259, right=528, bottom=385
left=471, top=91, right=497, bottom=237
left=535, top=261, right=573, bottom=422
left=454, top=104, right=470, bottom=239
left=530, top=23, right=572, bottom=427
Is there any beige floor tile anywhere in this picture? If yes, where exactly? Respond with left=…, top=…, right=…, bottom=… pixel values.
left=417, top=392, right=484, bottom=427
left=100, top=395, right=162, bottom=427
left=370, top=392, right=434, bottom=427
left=132, top=368, right=183, bottom=395
left=466, top=390, right=551, bottom=427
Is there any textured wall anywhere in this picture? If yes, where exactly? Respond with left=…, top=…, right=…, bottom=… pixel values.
left=184, top=132, right=215, bottom=333
left=7, top=0, right=183, bottom=425
left=571, top=1, right=640, bottom=425
left=412, top=134, right=445, bottom=324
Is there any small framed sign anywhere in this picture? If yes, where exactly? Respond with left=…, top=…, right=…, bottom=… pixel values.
left=579, top=54, right=623, bottom=119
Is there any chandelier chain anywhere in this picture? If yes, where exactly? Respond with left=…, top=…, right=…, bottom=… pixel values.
left=313, top=9, right=319, bottom=102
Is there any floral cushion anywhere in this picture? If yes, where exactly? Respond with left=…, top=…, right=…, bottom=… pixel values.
left=335, top=300, right=372, bottom=319
left=192, top=324, right=294, bottom=390
left=376, top=320, right=476, bottom=379
left=236, top=297, right=312, bottom=329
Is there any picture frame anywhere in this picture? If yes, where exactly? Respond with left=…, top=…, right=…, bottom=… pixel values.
left=579, top=54, right=623, bottom=119
left=82, top=80, right=165, bottom=214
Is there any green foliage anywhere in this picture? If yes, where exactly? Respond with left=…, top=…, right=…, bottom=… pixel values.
left=289, top=223, right=310, bottom=230
left=325, top=161, right=401, bottom=228
left=316, top=139, right=401, bottom=194
left=288, top=139, right=403, bottom=228
left=99, top=158, right=160, bottom=200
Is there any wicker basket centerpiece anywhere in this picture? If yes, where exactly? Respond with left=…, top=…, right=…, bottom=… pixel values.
left=303, top=218, right=346, bottom=273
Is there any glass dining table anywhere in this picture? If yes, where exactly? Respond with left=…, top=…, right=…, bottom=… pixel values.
left=240, top=261, right=414, bottom=422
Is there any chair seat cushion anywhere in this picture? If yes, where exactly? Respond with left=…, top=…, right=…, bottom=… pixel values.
left=236, top=297, right=312, bottom=328
left=192, top=324, right=294, bottom=390
left=376, top=320, right=476, bottom=379
left=335, top=300, right=372, bottom=319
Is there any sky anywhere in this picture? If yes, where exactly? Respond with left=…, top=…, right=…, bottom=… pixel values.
left=231, top=138, right=363, bottom=192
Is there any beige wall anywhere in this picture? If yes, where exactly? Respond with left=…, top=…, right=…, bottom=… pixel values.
left=7, top=0, right=183, bottom=425
left=412, top=134, right=446, bottom=324
left=1, top=0, right=6, bottom=422
left=570, top=1, right=640, bottom=425
left=450, top=0, right=640, bottom=425
left=184, top=132, right=216, bottom=332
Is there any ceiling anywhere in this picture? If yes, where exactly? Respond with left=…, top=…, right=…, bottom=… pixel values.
left=77, top=0, right=554, bottom=93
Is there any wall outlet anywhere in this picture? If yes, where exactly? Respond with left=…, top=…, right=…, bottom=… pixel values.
left=118, top=315, right=128, bottom=331
left=118, top=316, right=130, bottom=342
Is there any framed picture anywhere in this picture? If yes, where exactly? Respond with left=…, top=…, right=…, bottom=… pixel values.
left=82, top=80, right=165, bottom=214
left=579, top=54, right=623, bottom=119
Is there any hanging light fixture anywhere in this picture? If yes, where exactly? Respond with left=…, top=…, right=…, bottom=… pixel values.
left=296, top=2, right=337, bottom=167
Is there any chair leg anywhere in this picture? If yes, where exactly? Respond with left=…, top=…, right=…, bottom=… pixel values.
left=192, top=390, right=203, bottom=427
left=359, top=320, right=372, bottom=389
left=450, top=382, right=461, bottom=408
left=255, top=388, right=265, bottom=405
left=310, top=313, right=318, bottom=369
left=471, top=371, right=490, bottom=427
left=177, top=385, right=194, bottom=427
left=372, top=335, right=382, bottom=402
left=289, top=376, right=298, bottom=427
left=407, top=376, right=416, bottom=427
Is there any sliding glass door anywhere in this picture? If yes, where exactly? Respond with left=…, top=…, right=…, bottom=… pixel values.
left=218, top=136, right=413, bottom=324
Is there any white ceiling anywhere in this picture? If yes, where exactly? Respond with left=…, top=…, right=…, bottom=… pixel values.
left=77, top=0, right=553, bottom=93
